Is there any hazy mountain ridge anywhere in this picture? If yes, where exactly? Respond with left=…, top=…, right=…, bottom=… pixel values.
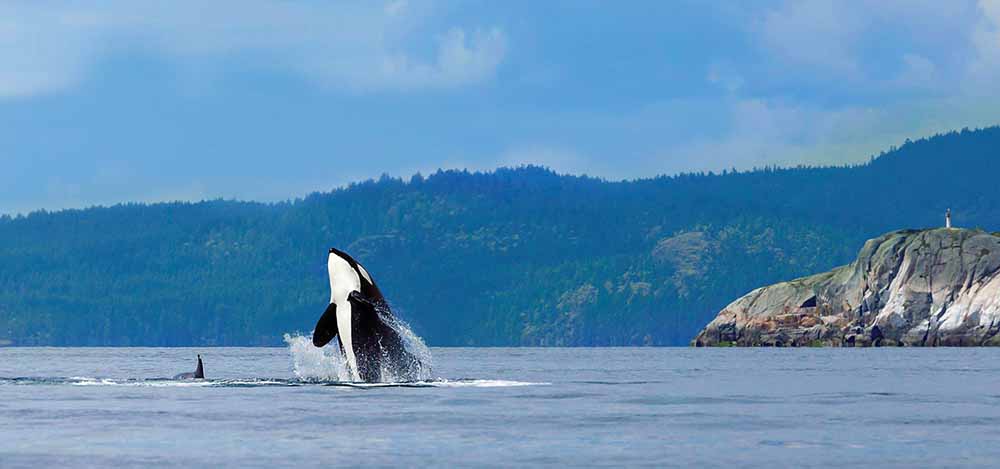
left=1, top=127, right=999, bottom=346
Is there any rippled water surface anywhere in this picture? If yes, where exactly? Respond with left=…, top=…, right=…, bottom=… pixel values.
left=3, top=347, right=1000, bottom=467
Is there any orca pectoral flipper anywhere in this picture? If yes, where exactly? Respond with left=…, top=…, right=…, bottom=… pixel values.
left=348, top=290, right=376, bottom=307
left=312, top=302, right=339, bottom=347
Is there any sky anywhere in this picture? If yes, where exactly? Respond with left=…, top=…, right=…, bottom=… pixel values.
left=2, top=0, right=1000, bottom=214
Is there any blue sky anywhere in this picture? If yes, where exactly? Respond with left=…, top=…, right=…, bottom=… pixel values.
left=2, top=0, right=1000, bottom=214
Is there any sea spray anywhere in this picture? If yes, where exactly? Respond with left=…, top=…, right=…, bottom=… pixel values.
left=283, top=333, right=352, bottom=381
left=284, top=310, right=433, bottom=382
left=378, top=308, right=433, bottom=381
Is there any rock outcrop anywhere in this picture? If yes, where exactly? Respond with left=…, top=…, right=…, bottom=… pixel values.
left=692, top=228, right=1000, bottom=347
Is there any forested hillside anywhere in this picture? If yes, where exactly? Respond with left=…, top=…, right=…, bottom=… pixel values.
left=2, top=127, right=999, bottom=346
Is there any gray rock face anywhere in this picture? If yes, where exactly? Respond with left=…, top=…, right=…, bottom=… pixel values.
left=692, top=228, right=1000, bottom=347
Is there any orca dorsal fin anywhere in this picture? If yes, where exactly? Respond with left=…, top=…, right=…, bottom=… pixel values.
left=194, top=354, right=204, bottom=379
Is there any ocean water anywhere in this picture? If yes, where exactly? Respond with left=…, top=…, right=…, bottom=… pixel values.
left=3, top=346, right=1000, bottom=468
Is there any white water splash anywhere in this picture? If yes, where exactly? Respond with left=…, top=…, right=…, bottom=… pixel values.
left=72, top=378, right=214, bottom=387
left=380, top=311, right=434, bottom=381
left=419, top=379, right=548, bottom=388
left=23, top=376, right=546, bottom=388
left=285, top=307, right=434, bottom=383
left=283, top=333, right=353, bottom=381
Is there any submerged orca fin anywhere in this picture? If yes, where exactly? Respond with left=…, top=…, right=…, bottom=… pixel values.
left=312, top=302, right=339, bottom=347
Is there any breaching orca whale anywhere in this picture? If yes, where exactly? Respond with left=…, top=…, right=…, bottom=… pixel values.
left=174, top=354, right=205, bottom=379
left=312, top=248, right=417, bottom=382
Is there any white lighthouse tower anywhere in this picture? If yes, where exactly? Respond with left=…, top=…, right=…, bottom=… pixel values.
left=946, top=208, right=952, bottom=229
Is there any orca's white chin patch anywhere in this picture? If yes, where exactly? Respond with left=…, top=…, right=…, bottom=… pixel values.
left=322, top=250, right=364, bottom=380
left=336, top=300, right=360, bottom=381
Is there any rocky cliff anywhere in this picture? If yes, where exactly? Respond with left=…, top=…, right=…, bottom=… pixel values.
left=692, top=228, right=1000, bottom=346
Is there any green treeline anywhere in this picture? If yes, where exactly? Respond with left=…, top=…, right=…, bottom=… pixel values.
left=1, top=127, right=999, bottom=346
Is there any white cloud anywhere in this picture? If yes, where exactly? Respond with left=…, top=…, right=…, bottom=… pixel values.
left=658, top=93, right=1000, bottom=177
left=968, top=0, right=1000, bottom=92
left=349, top=26, right=507, bottom=91
left=753, top=0, right=985, bottom=92
left=707, top=61, right=745, bottom=93
left=384, top=0, right=409, bottom=17
left=0, top=7, right=98, bottom=98
left=0, top=1, right=507, bottom=98
left=664, top=0, right=1000, bottom=176
left=894, top=53, right=938, bottom=90
left=757, top=0, right=863, bottom=77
